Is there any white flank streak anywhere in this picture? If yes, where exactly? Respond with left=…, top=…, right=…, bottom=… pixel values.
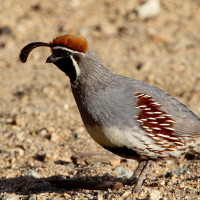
left=146, top=112, right=154, bottom=114
left=156, top=141, right=165, bottom=144
left=152, top=136, right=161, bottom=140
left=134, top=106, right=140, bottom=109
left=164, top=127, right=175, bottom=131
left=137, top=94, right=145, bottom=97
left=152, top=127, right=161, bottom=130
left=162, top=143, right=170, bottom=147
left=147, top=133, right=155, bottom=136
left=157, top=133, right=170, bottom=138
left=170, top=137, right=179, bottom=140
left=160, top=123, right=170, bottom=126
left=174, top=142, right=184, bottom=146
left=70, top=55, right=81, bottom=77
left=162, top=114, right=172, bottom=117
left=140, top=119, right=147, bottom=121
left=166, top=120, right=176, bottom=123
left=154, top=112, right=163, bottom=114
left=137, top=120, right=143, bottom=123
left=143, top=95, right=151, bottom=98
left=139, top=105, right=147, bottom=108
left=156, top=116, right=166, bottom=119
left=149, top=122, right=158, bottom=124
left=151, top=102, right=161, bottom=106
left=148, top=117, right=156, bottom=120
left=142, top=126, right=149, bottom=129
left=144, top=108, right=151, bottom=110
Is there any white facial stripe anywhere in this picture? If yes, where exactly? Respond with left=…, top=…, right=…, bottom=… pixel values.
left=52, top=46, right=85, bottom=56
left=70, top=55, right=80, bottom=78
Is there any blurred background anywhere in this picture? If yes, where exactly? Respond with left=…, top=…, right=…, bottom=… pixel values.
left=1, top=0, right=200, bottom=199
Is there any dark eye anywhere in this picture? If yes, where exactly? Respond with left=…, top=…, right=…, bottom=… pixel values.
left=52, top=49, right=70, bottom=57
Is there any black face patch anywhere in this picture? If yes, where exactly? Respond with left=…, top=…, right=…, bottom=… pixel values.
left=51, top=48, right=71, bottom=58
left=53, top=57, right=77, bottom=84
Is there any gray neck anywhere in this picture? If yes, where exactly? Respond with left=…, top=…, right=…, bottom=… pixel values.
left=72, top=50, right=114, bottom=91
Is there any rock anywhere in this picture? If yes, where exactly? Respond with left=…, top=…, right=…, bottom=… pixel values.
left=33, top=152, right=46, bottom=162
left=115, top=166, right=133, bottom=179
left=97, top=192, right=103, bottom=200
left=54, top=159, right=74, bottom=167
left=121, top=190, right=132, bottom=198
left=24, top=170, right=40, bottom=178
left=92, top=162, right=101, bottom=167
left=29, top=194, right=37, bottom=200
left=149, top=190, right=162, bottom=200
left=1, top=195, right=17, bottom=200
left=172, top=165, right=190, bottom=175
left=112, top=181, right=123, bottom=190
left=71, top=131, right=79, bottom=139
left=137, top=0, right=161, bottom=19
left=109, top=158, right=121, bottom=166
left=10, top=147, right=24, bottom=157
left=6, top=172, right=18, bottom=178
left=63, top=193, right=71, bottom=198
left=6, top=117, right=17, bottom=125
left=179, top=182, right=186, bottom=189
left=47, top=126, right=56, bottom=133
left=64, top=103, right=69, bottom=110
left=50, top=132, right=60, bottom=141
left=0, top=26, right=12, bottom=35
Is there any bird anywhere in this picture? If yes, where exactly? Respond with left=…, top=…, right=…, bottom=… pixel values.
left=19, top=34, right=200, bottom=193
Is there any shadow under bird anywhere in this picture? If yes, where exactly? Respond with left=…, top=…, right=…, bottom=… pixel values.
left=19, top=34, right=200, bottom=192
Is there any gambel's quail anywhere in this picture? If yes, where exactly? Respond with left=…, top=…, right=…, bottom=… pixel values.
left=20, top=34, right=200, bottom=192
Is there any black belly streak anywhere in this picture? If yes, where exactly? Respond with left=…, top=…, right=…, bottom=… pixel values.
left=103, top=146, right=143, bottom=161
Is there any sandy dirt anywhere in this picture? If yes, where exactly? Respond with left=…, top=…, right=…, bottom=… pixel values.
left=1, top=0, right=200, bottom=199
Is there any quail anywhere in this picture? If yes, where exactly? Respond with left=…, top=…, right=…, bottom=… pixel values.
left=20, top=34, right=200, bottom=193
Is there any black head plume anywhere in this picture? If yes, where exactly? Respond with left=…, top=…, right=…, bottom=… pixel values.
left=19, top=42, right=50, bottom=63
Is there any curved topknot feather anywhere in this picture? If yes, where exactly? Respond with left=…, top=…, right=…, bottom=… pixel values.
left=50, top=34, right=88, bottom=53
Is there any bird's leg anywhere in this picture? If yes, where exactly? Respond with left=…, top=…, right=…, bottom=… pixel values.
left=130, top=160, right=153, bottom=193
left=132, top=161, right=147, bottom=180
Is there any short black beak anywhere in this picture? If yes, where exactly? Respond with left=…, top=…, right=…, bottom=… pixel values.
left=46, top=55, right=58, bottom=63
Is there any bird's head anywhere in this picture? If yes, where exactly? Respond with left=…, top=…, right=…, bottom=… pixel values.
left=19, top=34, right=88, bottom=84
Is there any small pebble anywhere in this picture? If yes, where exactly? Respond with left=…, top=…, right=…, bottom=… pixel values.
left=63, top=193, right=71, bottom=198
left=109, top=158, right=121, bottom=166
left=92, top=162, right=101, bottom=167
left=34, top=152, right=46, bottom=162
left=149, top=190, right=162, bottom=200
left=24, top=170, right=40, bottom=178
left=97, top=192, right=104, bottom=200
left=6, top=172, right=18, bottom=178
left=112, top=181, right=123, bottom=190
left=0, top=26, right=12, bottom=35
left=29, top=194, right=37, bottom=200
left=1, top=195, right=17, bottom=200
left=137, top=0, right=161, bottom=19
left=50, top=132, right=60, bottom=141
left=179, top=182, right=186, bottom=189
left=115, top=166, right=133, bottom=178
left=121, top=190, right=131, bottom=198
left=71, top=132, right=79, bottom=139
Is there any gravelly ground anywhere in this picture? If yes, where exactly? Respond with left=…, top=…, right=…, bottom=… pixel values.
left=1, top=0, right=200, bottom=199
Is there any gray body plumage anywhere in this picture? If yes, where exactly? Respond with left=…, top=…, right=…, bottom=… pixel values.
left=72, top=50, right=200, bottom=160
